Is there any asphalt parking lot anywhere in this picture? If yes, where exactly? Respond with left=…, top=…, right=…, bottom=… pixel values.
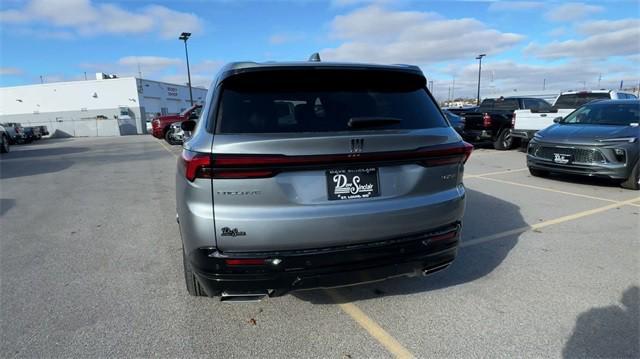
left=1, top=136, right=638, bottom=358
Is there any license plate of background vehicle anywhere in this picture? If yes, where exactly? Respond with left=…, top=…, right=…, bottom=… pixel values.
left=326, top=168, right=380, bottom=201
left=553, top=153, right=573, bottom=164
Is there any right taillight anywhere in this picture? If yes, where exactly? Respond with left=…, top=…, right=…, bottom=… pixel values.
left=180, top=150, right=213, bottom=181
left=511, top=112, right=516, bottom=127
left=483, top=113, right=492, bottom=128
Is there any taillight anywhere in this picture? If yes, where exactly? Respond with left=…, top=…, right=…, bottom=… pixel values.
left=483, top=113, right=492, bottom=128
left=180, top=150, right=213, bottom=181
left=185, top=142, right=474, bottom=180
left=511, top=113, right=516, bottom=127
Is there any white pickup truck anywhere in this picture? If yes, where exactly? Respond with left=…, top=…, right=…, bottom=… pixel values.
left=512, top=90, right=638, bottom=141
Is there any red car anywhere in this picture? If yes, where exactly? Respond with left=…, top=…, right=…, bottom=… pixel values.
left=151, top=105, right=202, bottom=140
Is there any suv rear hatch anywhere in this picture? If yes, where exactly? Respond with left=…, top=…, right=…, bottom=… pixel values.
left=205, top=68, right=470, bottom=252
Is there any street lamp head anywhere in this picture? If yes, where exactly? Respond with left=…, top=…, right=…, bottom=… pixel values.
left=475, top=54, right=486, bottom=60
left=179, top=32, right=191, bottom=41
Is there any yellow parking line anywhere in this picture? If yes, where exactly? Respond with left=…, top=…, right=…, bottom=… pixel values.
left=462, top=196, right=640, bottom=248
left=157, top=140, right=178, bottom=158
left=326, top=290, right=415, bottom=359
left=465, top=168, right=528, bottom=178
left=470, top=176, right=627, bottom=204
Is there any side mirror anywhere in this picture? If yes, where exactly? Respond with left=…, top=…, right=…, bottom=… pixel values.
left=181, top=120, right=196, bottom=132
left=553, top=117, right=563, bottom=123
left=189, top=112, right=199, bottom=120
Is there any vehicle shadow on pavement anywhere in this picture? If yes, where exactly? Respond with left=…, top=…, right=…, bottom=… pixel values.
left=0, top=198, right=16, bottom=216
left=294, top=189, right=526, bottom=304
left=562, top=286, right=639, bottom=358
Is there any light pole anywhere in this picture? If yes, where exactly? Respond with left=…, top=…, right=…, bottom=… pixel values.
left=179, top=32, right=194, bottom=106
left=475, top=54, right=486, bottom=105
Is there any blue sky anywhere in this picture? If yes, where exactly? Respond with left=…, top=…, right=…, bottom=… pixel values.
left=1, top=0, right=638, bottom=99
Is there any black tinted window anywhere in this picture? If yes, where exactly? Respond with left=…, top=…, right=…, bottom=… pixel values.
left=554, top=93, right=610, bottom=109
left=524, top=99, right=552, bottom=111
left=563, top=102, right=640, bottom=125
left=215, top=70, right=446, bottom=133
left=479, top=98, right=519, bottom=112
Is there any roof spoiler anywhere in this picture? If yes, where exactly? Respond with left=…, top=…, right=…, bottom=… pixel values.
left=308, top=52, right=321, bottom=62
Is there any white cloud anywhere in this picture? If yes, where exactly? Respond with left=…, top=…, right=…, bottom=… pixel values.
left=0, top=0, right=203, bottom=39
left=117, top=56, right=182, bottom=71
left=0, top=67, right=23, bottom=76
left=545, top=2, right=603, bottom=22
left=268, top=32, right=304, bottom=45
left=488, top=1, right=543, bottom=12
left=321, top=5, right=524, bottom=64
left=434, top=60, right=639, bottom=99
left=577, top=18, right=640, bottom=35
left=547, top=27, right=566, bottom=37
left=525, top=18, right=640, bottom=59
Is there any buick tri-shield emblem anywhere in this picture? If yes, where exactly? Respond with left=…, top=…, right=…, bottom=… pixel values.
left=350, top=138, right=364, bottom=153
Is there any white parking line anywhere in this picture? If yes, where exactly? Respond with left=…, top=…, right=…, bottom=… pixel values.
left=465, top=168, right=528, bottom=178
left=462, top=196, right=640, bottom=248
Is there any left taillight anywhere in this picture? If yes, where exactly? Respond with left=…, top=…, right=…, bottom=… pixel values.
left=180, top=150, right=212, bottom=181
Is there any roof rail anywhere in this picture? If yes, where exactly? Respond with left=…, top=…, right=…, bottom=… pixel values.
left=308, top=52, right=321, bottom=62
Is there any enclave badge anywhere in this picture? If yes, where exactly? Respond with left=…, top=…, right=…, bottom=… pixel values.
left=350, top=138, right=364, bottom=153
left=220, top=227, right=246, bottom=237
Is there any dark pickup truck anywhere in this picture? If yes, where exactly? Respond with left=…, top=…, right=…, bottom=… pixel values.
left=463, top=97, right=551, bottom=150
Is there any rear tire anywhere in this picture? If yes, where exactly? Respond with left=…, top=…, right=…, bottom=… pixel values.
left=529, top=167, right=549, bottom=177
left=0, top=134, right=9, bottom=153
left=493, top=128, right=515, bottom=150
left=183, top=247, right=207, bottom=296
left=620, top=161, right=640, bottom=190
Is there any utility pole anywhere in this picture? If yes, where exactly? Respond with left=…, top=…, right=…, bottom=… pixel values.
left=543, top=78, right=546, bottom=91
left=598, top=73, right=601, bottom=88
left=451, top=76, right=455, bottom=100
left=84, top=72, right=87, bottom=80
left=475, top=54, right=486, bottom=105
left=39, top=75, right=43, bottom=84
left=179, top=32, right=194, bottom=106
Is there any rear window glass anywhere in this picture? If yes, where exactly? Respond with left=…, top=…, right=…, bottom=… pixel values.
left=554, top=93, right=610, bottom=109
left=215, top=70, right=447, bottom=134
left=479, top=98, right=519, bottom=112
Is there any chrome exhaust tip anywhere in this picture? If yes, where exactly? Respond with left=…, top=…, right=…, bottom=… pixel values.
left=422, top=263, right=451, bottom=276
left=220, top=290, right=270, bottom=303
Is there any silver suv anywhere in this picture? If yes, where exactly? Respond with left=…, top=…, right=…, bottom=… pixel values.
left=176, top=60, right=472, bottom=301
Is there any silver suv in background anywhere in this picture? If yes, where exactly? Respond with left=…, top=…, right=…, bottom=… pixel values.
left=176, top=60, right=472, bottom=301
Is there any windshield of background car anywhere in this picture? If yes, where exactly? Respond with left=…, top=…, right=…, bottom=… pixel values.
left=553, top=93, right=610, bottom=109
left=214, top=69, right=447, bottom=133
left=562, top=102, right=640, bottom=126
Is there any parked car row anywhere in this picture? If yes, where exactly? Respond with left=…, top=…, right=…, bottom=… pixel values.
left=0, top=122, right=49, bottom=153
left=150, top=105, right=202, bottom=145
left=444, top=90, right=637, bottom=152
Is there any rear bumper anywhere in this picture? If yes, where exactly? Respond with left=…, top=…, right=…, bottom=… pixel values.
left=512, top=130, right=536, bottom=140
left=188, top=223, right=460, bottom=296
left=462, top=129, right=493, bottom=141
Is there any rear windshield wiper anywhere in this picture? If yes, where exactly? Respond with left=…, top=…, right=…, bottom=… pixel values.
left=347, top=117, right=402, bottom=129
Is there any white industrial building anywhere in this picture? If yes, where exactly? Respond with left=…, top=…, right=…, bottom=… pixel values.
left=0, top=73, right=207, bottom=137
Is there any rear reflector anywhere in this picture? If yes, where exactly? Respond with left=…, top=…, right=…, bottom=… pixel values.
left=182, top=142, right=473, bottom=180
left=225, top=259, right=265, bottom=266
